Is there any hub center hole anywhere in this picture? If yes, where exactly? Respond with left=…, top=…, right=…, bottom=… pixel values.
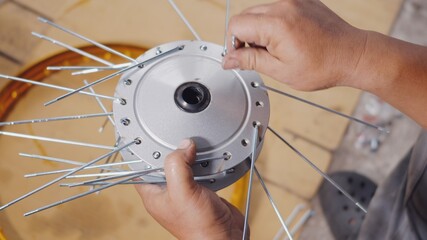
left=174, top=82, right=211, bottom=113
left=182, top=86, right=203, bottom=105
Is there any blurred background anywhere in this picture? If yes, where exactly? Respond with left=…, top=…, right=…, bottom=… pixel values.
left=0, top=0, right=425, bottom=239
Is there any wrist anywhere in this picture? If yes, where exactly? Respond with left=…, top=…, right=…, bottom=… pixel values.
left=343, top=31, right=403, bottom=93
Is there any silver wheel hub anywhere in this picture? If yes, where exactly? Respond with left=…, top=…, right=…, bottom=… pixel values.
left=113, top=40, right=270, bottom=190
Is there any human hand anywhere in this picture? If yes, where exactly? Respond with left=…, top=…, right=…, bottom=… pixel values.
left=135, top=139, right=245, bottom=240
left=222, top=0, right=368, bottom=91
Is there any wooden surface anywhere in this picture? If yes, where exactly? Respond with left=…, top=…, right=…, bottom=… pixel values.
left=0, top=0, right=403, bottom=239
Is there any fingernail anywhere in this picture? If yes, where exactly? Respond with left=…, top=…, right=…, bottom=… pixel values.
left=222, top=58, right=240, bottom=69
left=178, top=139, right=192, bottom=149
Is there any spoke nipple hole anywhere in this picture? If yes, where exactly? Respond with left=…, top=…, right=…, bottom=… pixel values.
left=121, top=118, right=130, bottom=126
left=209, top=179, right=216, bottom=184
left=241, top=139, right=249, bottom=147
left=253, top=121, right=261, bottom=127
left=223, top=152, right=232, bottom=160
left=153, top=151, right=161, bottom=159
left=255, top=101, right=264, bottom=107
left=120, top=98, right=127, bottom=105
left=251, top=82, right=259, bottom=88
left=347, top=177, right=353, bottom=184
left=342, top=205, right=349, bottom=211
left=138, top=64, right=144, bottom=68
left=135, top=138, right=142, bottom=145
left=200, top=45, right=208, bottom=51
left=124, top=79, right=132, bottom=86
left=226, top=168, right=235, bottom=174
left=200, top=161, right=209, bottom=168
left=156, top=47, right=162, bottom=55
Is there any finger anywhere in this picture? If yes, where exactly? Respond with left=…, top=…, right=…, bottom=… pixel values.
left=223, top=47, right=283, bottom=77
left=135, top=183, right=169, bottom=217
left=240, top=2, right=273, bottom=15
left=164, top=139, right=198, bottom=201
left=227, top=14, right=277, bottom=51
left=220, top=198, right=245, bottom=227
left=135, top=181, right=164, bottom=199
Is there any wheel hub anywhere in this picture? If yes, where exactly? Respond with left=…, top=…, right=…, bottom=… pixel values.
left=113, top=40, right=270, bottom=190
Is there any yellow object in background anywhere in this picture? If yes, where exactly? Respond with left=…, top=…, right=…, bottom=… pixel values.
left=0, top=228, right=6, bottom=240
left=230, top=172, right=249, bottom=213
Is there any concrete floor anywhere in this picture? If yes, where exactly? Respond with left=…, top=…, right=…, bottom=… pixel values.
left=300, top=0, right=427, bottom=239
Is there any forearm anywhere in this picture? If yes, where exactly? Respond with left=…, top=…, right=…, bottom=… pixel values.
left=348, top=31, right=427, bottom=129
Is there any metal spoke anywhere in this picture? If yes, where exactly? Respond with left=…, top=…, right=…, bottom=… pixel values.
left=273, top=204, right=307, bottom=240
left=71, top=63, right=131, bottom=75
left=254, top=166, right=293, bottom=240
left=0, top=112, right=112, bottom=127
left=19, top=153, right=87, bottom=166
left=47, top=63, right=131, bottom=76
left=66, top=171, right=138, bottom=179
left=268, top=126, right=367, bottom=213
left=38, top=17, right=138, bottom=64
left=0, top=74, right=118, bottom=101
left=242, top=126, right=259, bottom=240
left=60, top=179, right=166, bottom=187
left=44, top=61, right=141, bottom=106
left=259, top=84, right=389, bottom=133
left=223, top=0, right=231, bottom=55
left=24, top=167, right=159, bottom=216
left=286, top=210, right=314, bottom=239
left=0, top=131, right=114, bottom=150
left=0, top=139, right=138, bottom=211
left=44, top=45, right=184, bottom=106
left=25, top=160, right=143, bottom=178
left=32, top=32, right=114, bottom=66
left=167, top=0, right=201, bottom=41
left=84, top=80, right=115, bottom=127
left=92, top=137, right=123, bottom=190
left=48, top=66, right=117, bottom=71
left=66, top=167, right=164, bottom=187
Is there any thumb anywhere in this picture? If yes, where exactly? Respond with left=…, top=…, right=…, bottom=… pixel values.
left=223, top=47, right=282, bottom=76
left=164, top=139, right=198, bottom=201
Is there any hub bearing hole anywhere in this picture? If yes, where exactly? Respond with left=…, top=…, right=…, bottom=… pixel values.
left=183, top=87, right=203, bottom=105
left=174, top=82, right=211, bottom=113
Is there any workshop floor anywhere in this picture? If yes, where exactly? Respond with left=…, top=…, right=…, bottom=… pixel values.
left=0, top=0, right=425, bottom=239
